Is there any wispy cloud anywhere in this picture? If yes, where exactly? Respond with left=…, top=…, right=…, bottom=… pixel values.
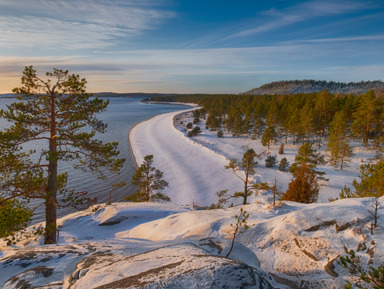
left=225, top=0, right=374, bottom=40
left=0, top=0, right=175, bottom=50
left=2, top=36, right=383, bottom=93
left=295, top=34, right=384, bottom=43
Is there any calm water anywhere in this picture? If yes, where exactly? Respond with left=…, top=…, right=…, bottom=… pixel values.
left=0, top=97, right=189, bottom=222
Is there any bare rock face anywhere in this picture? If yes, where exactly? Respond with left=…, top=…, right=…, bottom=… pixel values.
left=3, top=266, right=59, bottom=289
left=1, top=243, right=283, bottom=289
left=69, top=244, right=280, bottom=289
left=1, top=246, right=88, bottom=289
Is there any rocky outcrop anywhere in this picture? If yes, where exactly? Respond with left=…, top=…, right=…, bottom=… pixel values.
left=1, top=243, right=283, bottom=289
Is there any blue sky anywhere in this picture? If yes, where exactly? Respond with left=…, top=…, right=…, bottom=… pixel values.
left=0, top=0, right=383, bottom=93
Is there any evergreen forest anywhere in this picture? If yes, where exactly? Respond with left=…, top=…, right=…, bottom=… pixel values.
left=150, top=89, right=384, bottom=157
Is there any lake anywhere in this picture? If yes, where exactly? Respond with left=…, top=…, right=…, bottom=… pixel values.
left=0, top=96, right=189, bottom=222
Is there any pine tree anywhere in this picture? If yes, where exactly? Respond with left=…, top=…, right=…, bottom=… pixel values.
left=271, top=177, right=282, bottom=207
left=278, top=157, right=290, bottom=172
left=338, top=160, right=384, bottom=201
left=225, top=148, right=264, bottom=205
left=0, top=66, right=124, bottom=244
left=314, top=90, right=336, bottom=142
left=289, top=142, right=326, bottom=174
left=252, top=116, right=264, bottom=139
left=265, top=155, right=278, bottom=168
left=352, top=159, right=384, bottom=197
left=232, top=113, right=244, bottom=137
left=261, top=126, right=276, bottom=149
left=226, top=207, right=249, bottom=258
left=266, top=102, right=279, bottom=128
left=300, top=101, right=315, bottom=141
left=327, top=111, right=354, bottom=170
left=351, top=90, right=380, bottom=146
left=187, top=126, right=202, bottom=137
left=126, top=155, right=170, bottom=202
left=282, top=163, right=319, bottom=203
left=242, top=114, right=251, bottom=136
left=206, top=114, right=221, bottom=131
left=287, top=108, right=301, bottom=144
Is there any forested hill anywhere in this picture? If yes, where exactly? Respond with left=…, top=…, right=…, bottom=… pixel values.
left=243, top=80, right=384, bottom=95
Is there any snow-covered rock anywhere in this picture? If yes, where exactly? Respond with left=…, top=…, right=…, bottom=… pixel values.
left=1, top=198, right=383, bottom=288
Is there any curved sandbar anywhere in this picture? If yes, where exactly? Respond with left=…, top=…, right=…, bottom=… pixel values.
left=129, top=109, right=242, bottom=206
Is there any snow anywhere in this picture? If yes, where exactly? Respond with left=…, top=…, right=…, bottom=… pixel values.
left=130, top=109, right=243, bottom=206
left=1, top=107, right=384, bottom=288
left=1, top=198, right=383, bottom=288
left=131, top=108, right=375, bottom=205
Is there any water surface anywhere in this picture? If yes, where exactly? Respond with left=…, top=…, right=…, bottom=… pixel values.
left=0, top=97, right=189, bottom=222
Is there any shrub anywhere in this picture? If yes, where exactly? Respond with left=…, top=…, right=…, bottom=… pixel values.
left=217, top=130, right=224, bottom=138
left=186, top=122, right=193, bottom=129
left=187, top=126, right=202, bottom=137
left=282, top=163, right=319, bottom=203
left=193, top=117, right=200, bottom=124
left=278, top=157, right=290, bottom=172
left=340, top=247, right=384, bottom=289
left=265, top=155, right=278, bottom=168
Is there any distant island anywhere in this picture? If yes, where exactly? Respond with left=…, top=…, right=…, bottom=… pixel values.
left=243, top=79, right=384, bottom=95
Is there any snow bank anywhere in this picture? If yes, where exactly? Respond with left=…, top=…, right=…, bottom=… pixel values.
left=1, top=197, right=383, bottom=288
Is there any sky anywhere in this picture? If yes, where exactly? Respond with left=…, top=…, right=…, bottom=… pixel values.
left=0, top=0, right=383, bottom=94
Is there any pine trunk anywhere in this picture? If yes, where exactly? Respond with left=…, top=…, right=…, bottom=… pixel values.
left=340, top=151, right=345, bottom=170
left=243, top=169, right=249, bottom=205
left=226, top=227, right=238, bottom=258
left=45, top=92, right=58, bottom=244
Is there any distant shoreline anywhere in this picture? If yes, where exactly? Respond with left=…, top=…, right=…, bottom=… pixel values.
left=142, top=101, right=198, bottom=107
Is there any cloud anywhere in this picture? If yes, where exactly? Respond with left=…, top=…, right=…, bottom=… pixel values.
left=1, top=39, right=380, bottom=78
left=0, top=0, right=175, bottom=50
left=295, top=34, right=384, bottom=43
left=300, top=0, right=370, bottom=16
left=1, top=36, right=383, bottom=93
left=225, top=0, right=374, bottom=40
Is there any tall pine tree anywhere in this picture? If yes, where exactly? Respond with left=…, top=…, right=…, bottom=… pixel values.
left=326, top=111, right=354, bottom=170
left=351, top=90, right=380, bottom=146
left=0, top=66, right=124, bottom=244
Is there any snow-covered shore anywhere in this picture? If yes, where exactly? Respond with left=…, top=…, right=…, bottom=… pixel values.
left=129, top=108, right=243, bottom=206
left=129, top=107, right=368, bottom=204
